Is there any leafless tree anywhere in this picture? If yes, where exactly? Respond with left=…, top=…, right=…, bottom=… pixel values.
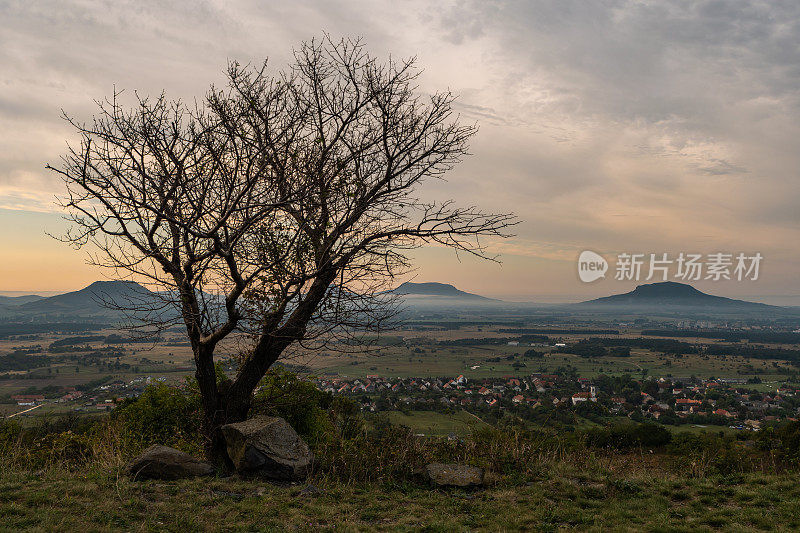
left=50, top=36, right=516, bottom=462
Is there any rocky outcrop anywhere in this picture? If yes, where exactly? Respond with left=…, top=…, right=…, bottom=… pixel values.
left=221, top=416, right=313, bottom=481
left=127, top=445, right=215, bottom=480
left=424, top=463, right=484, bottom=488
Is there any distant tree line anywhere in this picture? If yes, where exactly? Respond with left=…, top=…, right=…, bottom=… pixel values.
left=499, top=328, right=620, bottom=335
left=704, top=344, right=800, bottom=364
left=558, top=337, right=699, bottom=357
left=48, top=336, right=105, bottom=349
left=0, top=323, right=105, bottom=339
left=102, top=334, right=162, bottom=345
left=556, top=340, right=631, bottom=358
left=403, top=321, right=526, bottom=329
left=642, top=329, right=800, bottom=344
left=595, top=337, right=698, bottom=354
left=0, top=351, right=50, bottom=372
left=437, top=335, right=549, bottom=346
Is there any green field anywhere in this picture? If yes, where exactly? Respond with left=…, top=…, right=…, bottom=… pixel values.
left=3, top=326, right=799, bottom=428
left=384, top=410, right=489, bottom=436
left=307, top=342, right=795, bottom=382
left=3, top=327, right=797, bottom=388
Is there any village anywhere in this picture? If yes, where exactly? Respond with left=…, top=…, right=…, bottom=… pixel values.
left=5, top=362, right=800, bottom=434
left=5, top=376, right=162, bottom=418
left=312, top=371, right=800, bottom=431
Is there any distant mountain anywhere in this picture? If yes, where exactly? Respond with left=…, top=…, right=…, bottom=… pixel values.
left=580, top=282, right=776, bottom=310
left=0, top=294, right=44, bottom=306
left=11, top=281, right=160, bottom=319
left=391, top=282, right=498, bottom=302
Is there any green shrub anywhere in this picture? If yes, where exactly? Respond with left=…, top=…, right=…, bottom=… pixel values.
left=668, top=432, right=760, bottom=476
left=0, top=416, right=98, bottom=470
left=24, top=431, right=94, bottom=469
left=585, top=422, right=671, bottom=449
left=112, top=383, right=202, bottom=455
left=250, top=367, right=361, bottom=447
left=773, top=421, right=800, bottom=462
left=311, top=417, right=556, bottom=485
left=0, top=419, right=22, bottom=453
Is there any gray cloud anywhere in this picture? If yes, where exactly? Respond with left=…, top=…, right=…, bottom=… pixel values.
left=0, top=0, right=797, bottom=296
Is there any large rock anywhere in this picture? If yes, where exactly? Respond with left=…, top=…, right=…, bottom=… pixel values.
left=221, top=416, right=313, bottom=481
left=127, top=445, right=215, bottom=480
left=424, top=463, right=484, bottom=488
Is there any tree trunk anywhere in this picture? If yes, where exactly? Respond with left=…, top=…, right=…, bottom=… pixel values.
left=193, top=344, right=230, bottom=467
left=198, top=371, right=254, bottom=469
left=202, top=408, right=232, bottom=469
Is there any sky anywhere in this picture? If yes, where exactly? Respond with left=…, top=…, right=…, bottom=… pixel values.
left=0, top=0, right=798, bottom=304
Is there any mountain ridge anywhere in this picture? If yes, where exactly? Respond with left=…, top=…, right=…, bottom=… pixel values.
left=0, top=294, right=45, bottom=307
left=391, top=282, right=497, bottom=301
left=6, top=280, right=158, bottom=318
left=580, top=281, right=777, bottom=309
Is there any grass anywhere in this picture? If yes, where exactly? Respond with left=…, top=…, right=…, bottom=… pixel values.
left=384, top=410, right=489, bottom=436
left=304, top=343, right=795, bottom=382
left=672, top=424, right=740, bottom=436
left=2, top=467, right=800, bottom=531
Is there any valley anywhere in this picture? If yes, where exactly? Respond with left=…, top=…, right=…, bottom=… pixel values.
left=3, top=280, right=800, bottom=436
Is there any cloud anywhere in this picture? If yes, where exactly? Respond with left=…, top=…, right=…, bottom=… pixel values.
left=0, top=0, right=797, bottom=296
left=0, top=185, right=56, bottom=212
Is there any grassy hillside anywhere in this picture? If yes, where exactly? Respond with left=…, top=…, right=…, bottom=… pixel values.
left=2, top=465, right=799, bottom=531
left=4, top=377, right=800, bottom=531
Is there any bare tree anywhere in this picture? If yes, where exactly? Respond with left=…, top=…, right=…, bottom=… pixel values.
left=50, top=36, right=516, bottom=462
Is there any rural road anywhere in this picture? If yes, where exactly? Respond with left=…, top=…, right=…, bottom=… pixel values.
left=6, top=403, right=43, bottom=418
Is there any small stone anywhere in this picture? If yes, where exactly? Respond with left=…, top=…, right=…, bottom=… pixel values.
left=298, top=484, right=324, bottom=497
left=127, top=445, right=215, bottom=480
left=424, top=463, right=484, bottom=488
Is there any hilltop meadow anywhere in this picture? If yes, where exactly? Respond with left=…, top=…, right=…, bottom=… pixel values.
left=3, top=366, right=800, bottom=532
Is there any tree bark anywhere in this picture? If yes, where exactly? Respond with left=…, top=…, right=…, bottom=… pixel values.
left=204, top=398, right=251, bottom=469
left=191, top=344, right=225, bottom=466
left=195, top=349, right=257, bottom=467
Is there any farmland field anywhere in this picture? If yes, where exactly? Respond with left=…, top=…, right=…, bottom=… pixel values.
left=2, top=323, right=799, bottom=422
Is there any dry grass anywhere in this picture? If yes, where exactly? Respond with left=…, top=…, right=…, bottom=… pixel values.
left=2, top=464, right=800, bottom=532
left=3, top=416, right=800, bottom=531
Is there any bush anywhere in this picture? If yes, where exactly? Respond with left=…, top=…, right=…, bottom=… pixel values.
left=669, top=432, right=758, bottom=476
left=112, top=383, right=202, bottom=455
left=575, top=400, right=606, bottom=419
left=0, top=419, right=22, bottom=454
left=0, top=415, right=99, bottom=470
left=752, top=420, right=800, bottom=464
left=775, top=421, right=800, bottom=462
left=585, top=423, right=671, bottom=450
left=311, top=413, right=559, bottom=485
left=250, top=367, right=363, bottom=447
left=24, top=431, right=94, bottom=469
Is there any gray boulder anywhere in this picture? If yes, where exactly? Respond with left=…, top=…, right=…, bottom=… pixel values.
left=425, top=463, right=484, bottom=488
left=127, top=445, right=215, bottom=480
left=221, top=416, right=313, bottom=481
